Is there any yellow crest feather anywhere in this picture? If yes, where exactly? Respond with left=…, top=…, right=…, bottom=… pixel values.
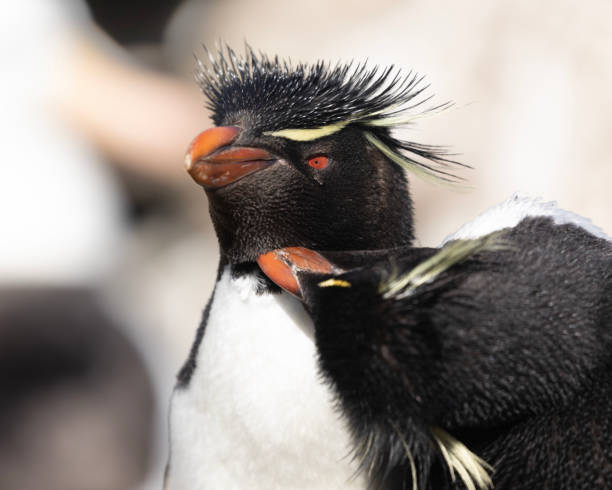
left=380, top=231, right=509, bottom=299
left=432, top=427, right=493, bottom=490
left=318, top=278, right=352, bottom=288
left=264, top=121, right=350, bottom=141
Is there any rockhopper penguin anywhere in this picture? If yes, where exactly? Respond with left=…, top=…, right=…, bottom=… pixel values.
left=165, top=46, right=612, bottom=489
left=259, top=197, right=612, bottom=490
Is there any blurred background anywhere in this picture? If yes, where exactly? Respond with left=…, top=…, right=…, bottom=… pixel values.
left=0, top=0, right=610, bottom=488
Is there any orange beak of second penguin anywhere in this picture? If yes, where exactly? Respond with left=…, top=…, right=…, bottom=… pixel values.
left=257, top=247, right=340, bottom=298
left=185, top=126, right=276, bottom=188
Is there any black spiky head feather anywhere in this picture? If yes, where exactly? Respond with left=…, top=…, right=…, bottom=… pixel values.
left=195, top=44, right=466, bottom=183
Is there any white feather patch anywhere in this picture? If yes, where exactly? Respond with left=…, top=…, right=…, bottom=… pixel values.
left=442, top=193, right=611, bottom=244
left=167, top=268, right=365, bottom=490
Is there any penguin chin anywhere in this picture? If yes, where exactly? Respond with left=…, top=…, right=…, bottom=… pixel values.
left=221, top=239, right=321, bottom=267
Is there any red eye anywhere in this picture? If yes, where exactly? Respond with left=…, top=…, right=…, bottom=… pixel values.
left=307, top=155, right=329, bottom=169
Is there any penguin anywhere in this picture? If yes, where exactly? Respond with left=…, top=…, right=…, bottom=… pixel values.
left=165, top=45, right=611, bottom=489
left=165, top=46, right=436, bottom=490
left=258, top=195, right=612, bottom=489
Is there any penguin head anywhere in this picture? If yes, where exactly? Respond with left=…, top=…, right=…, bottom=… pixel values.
left=186, top=45, right=463, bottom=264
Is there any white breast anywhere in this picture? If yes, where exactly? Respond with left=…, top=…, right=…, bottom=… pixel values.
left=167, top=268, right=366, bottom=490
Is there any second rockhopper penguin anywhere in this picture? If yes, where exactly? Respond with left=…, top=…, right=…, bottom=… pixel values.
left=259, top=201, right=612, bottom=489
left=165, top=46, right=612, bottom=490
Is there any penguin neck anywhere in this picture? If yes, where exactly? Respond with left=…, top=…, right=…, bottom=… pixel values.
left=168, top=265, right=366, bottom=489
left=222, top=259, right=282, bottom=294
left=209, top=169, right=416, bottom=265
left=216, top=223, right=416, bottom=274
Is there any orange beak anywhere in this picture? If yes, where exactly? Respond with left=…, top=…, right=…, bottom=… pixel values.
left=185, top=126, right=276, bottom=188
left=257, top=247, right=339, bottom=297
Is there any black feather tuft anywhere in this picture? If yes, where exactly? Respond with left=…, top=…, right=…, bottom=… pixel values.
left=195, top=43, right=468, bottom=182
left=195, top=43, right=423, bottom=131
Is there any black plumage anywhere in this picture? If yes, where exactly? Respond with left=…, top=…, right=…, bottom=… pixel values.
left=196, top=44, right=463, bottom=182
left=197, top=44, right=425, bottom=131
left=170, top=45, right=612, bottom=490
left=289, top=217, right=612, bottom=488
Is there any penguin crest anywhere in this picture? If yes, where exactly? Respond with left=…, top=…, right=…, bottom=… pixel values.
left=195, top=43, right=466, bottom=183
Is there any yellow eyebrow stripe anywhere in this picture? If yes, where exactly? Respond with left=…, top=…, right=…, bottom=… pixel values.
left=264, top=121, right=349, bottom=141
left=318, top=278, right=352, bottom=288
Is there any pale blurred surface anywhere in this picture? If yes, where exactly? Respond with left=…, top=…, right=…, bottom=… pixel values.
left=0, top=1, right=210, bottom=489
left=0, top=0, right=610, bottom=488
